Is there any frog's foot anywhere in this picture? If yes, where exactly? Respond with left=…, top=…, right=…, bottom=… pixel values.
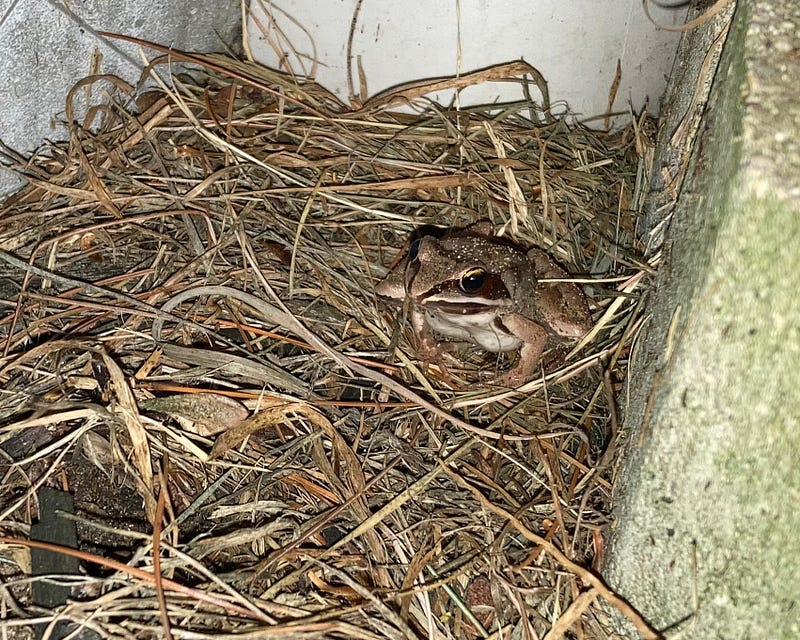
left=415, top=337, right=457, bottom=382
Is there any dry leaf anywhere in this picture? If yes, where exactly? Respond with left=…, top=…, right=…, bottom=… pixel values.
left=140, top=393, right=249, bottom=436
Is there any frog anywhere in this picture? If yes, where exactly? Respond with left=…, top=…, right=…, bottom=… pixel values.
left=375, top=227, right=592, bottom=386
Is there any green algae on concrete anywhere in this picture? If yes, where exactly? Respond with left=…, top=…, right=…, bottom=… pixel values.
left=604, top=0, right=800, bottom=638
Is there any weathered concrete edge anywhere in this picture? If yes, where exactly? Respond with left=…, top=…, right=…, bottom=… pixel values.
left=639, top=2, right=732, bottom=255
left=603, top=0, right=800, bottom=637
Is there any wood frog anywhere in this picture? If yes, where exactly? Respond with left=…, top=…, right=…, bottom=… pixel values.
left=375, top=228, right=592, bottom=386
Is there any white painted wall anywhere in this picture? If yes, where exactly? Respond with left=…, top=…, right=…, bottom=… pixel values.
left=247, top=0, right=687, bottom=125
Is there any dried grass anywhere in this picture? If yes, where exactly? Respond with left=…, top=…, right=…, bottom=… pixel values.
left=0, top=43, right=657, bottom=639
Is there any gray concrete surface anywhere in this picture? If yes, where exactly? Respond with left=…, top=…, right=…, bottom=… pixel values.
left=638, top=1, right=732, bottom=256
left=604, top=0, right=800, bottom=638
left=0, top=0, right=241, bottom=197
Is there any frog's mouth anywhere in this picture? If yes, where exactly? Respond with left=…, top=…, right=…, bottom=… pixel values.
left=421, top=299, right=506, bottom=315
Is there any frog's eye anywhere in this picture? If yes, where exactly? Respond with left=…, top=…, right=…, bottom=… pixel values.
left=459, top=268, right=486, bottom=294
left=408, top=239, right=421, bottom=262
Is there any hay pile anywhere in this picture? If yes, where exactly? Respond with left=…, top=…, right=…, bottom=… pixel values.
left=0, top=44, right=655, bottom=639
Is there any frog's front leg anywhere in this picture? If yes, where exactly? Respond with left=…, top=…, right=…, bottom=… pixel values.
left=409, top=306, right=452, bottom=378
left=496, top=314, right=548, bottom=387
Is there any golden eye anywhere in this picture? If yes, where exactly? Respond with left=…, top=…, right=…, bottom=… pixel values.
left=459, top=268, right=486, bottom=294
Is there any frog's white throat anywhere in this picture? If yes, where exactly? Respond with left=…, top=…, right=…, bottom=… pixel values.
left=422, top=304, right=521, bottom=353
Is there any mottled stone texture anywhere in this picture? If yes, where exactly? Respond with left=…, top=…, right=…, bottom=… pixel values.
left=604, top=1, right=800, bottom=638
left=0, top=0, right=240, bottom=196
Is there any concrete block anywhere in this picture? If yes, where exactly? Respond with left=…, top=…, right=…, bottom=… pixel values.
left=0, top=0, right=241, bottom=196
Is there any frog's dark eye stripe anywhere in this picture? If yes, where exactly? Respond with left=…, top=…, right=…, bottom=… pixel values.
left=459, top=267, right=486, bottom=294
